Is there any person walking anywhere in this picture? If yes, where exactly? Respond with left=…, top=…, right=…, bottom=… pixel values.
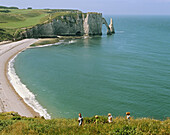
left=126, top=112, right=131, bottom=120
left=94, top=115, right=99, bottom=124
left=108, top=113, right=113, bottom=123
left=78, top=113, right=83, bottom=126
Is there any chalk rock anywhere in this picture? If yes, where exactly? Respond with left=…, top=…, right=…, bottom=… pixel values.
left=109, top=18, right=115, bottom=34
left=21, top=12, right=114, bottom=38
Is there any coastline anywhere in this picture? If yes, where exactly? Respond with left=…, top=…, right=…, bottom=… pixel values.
left=0, top=39, right=43, bottom=118
left=6, top=51, right=40, bottom=117
left=0, top=37, right=80, bottom=119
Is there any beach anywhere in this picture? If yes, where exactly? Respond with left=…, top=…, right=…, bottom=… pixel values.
left=0, top=39, right=39, bottom=117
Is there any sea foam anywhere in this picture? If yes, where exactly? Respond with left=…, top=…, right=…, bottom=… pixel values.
left=116, top=31, right=125, bottom=33
left=8, top=53, right=51, bottom=119
left=68, top=40, right=77, bottom=44
left=7, top=39, right=77, bottom=119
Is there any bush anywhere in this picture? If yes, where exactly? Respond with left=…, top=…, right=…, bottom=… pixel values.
left=110, top=125, right=137, bottom=135
left=8, top=7, right=19, bottom=9
left=0, top=6, right=18, bottom=9
left=0, top=32, right=13, bottom=41
left=11, top=116, right=22, bottom=120
left=0, top=10, right=11, bottom=13
left=27, top=7, right=32, bottom=9
left=0, top=120, right=13, bottom=131
left=0, top=6, right=8, bottom=9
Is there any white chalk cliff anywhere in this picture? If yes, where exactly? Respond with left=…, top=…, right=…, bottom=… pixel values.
left=21, top=12, right=115, bottom=38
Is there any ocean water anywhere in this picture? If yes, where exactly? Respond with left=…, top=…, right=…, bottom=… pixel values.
left=13, top=15, right=170, bottom=119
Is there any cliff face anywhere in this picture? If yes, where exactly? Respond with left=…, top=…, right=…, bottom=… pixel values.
left=83, top=13, right=103, bottom=35
left=21, top=12, right=114, bottom=38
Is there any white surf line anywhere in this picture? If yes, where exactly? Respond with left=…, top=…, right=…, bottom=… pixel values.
left=0, top=39, right=50, bottom=119
left=5, top=39, right=51, bottom=119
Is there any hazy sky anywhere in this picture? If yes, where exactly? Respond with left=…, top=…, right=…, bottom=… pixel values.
left=1, top=0, right=170, bottom=15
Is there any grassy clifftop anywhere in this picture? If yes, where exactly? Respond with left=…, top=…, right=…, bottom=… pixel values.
left=0, top=112, right=169, bottom=134
left=0, top=8, right=81, bottom=41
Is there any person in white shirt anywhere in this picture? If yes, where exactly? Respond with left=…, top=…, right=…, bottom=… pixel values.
left=126, top=112, right=131, bottom=120
left=78, top=113, right=83, bottom=126
left=108, top=113, right=113, bottom=123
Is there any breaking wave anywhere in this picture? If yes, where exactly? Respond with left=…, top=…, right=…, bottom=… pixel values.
left=8, top=54, right=51, bottom=119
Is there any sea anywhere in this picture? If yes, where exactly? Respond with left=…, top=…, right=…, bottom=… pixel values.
left=11, top=15, right=170, bottom=119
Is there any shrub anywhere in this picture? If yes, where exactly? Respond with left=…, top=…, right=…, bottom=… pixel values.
left=0, top=10, right=11, bottom=13
left=0, top=120, right=14, bottom=131
left=11, top=116, right=22, bottom=120
left=0, top=6, right=18, bottom=9
left=110, top=125, right=137, bottom=135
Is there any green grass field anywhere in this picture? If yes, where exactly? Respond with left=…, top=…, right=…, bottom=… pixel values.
left=0, top=112, right=169, bottom=134
left=0, top=8, right=81, bottom=41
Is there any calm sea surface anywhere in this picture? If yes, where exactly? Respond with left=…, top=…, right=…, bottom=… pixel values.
left=14, top=15, right=170, bottom=119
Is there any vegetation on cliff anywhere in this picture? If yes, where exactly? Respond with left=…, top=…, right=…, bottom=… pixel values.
left=30, top=36, right=83, bottom=47
left=30, top=38, right=60, bottom=47
left=0, top=112, right=169, bottom=134
left=0, top=8, right=81, bottom=41
left=0, top=6, right=19, bottom=9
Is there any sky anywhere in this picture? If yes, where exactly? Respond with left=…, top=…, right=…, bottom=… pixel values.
left=1, top=0, right=170, bottom=15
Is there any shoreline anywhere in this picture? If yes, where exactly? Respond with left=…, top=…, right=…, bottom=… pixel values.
left=6, top=49, right=40, bottom=117
left=0, top=37, right=84, bottom=118
left=8, top=53, right=51, bottom=119
left=0, top=39, right=44, bottom=118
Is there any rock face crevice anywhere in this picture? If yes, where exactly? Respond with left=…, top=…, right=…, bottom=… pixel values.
left=83, top=13, right=103, bottom=35
left=21, top=12, right=114, bottom=38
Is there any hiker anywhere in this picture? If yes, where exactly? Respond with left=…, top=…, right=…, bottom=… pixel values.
left=108, top=113, right=113, bottom=123
left=126, top=112, right=131, bottom=120
left=78, top=113, right=83, bottom=126
left=94, top=115, right=99, bottom=124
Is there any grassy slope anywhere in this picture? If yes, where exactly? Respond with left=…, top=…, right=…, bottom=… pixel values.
left=0, top=9, right=47, bottom=41
left=0, top=9, right=80, bottom=41
left=0, top=112, right=169, bottom=135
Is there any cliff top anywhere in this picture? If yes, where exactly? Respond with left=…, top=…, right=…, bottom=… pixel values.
left=87, top=12, right=102, bottom=15
left=0, top=112, right=169, bottom=134
left=0, top=8, right=84, bottom=41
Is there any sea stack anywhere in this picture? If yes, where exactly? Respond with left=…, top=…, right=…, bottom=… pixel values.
left=109, top=18, right=115, bottom=34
